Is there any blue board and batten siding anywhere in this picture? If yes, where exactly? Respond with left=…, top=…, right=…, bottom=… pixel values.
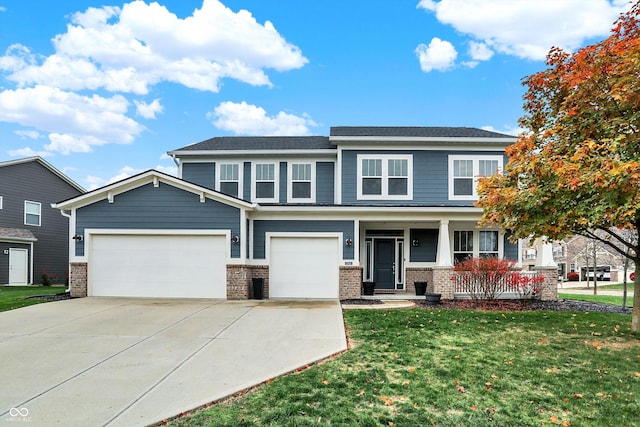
left=341, top=150, right=508, bottom=206
left=182, top=163, right=215, bottom=190
left=253, top=220, right=355, bottom=259
left=75, top=183, right=242, bottom=257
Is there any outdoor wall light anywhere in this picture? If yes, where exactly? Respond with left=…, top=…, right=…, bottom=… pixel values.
left=412, top=239, right=420, bottom=247
left=231, top=235, right=239, bottom=244
left=345, top=238, right=353, bottom=247
left=72, top=235, right=83, bottom=241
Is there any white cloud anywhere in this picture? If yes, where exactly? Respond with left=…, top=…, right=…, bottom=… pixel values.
left=155, top=164, right=178, bottom=176
left=0, top=85, right=144, bottom=154
left=418, top=0, right=631, bottom=60
left=481, top=125, right=524, bottom=137
left=0, top=6, right=6, bottom=12
left=85, top=164, right=178, bottom=190
left=8, top=146, right=52, bottom=157
left=468, top=41, right=493, bottom=61
left=14, top=129, right=40, bottom=139
left=134, top=99, right=163, bottom=119
left=1, top=0, right=307, bottom=94
left=415, top=37, right=457, bottom=72
left=208, top=101, right=318, bottom=136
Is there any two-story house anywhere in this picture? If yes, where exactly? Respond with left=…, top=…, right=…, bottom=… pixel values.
left=54, top=127, right=558, bottom=300
left=1, top=157, right=84, bottom=285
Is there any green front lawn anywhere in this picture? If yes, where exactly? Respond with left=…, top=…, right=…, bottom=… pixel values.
left=559, top=293, right=634, bottom=308
left=0, top=286, right=67, bottom=312
left=563, top=283, right=634, bottom=291
left=170, top=307, right=639, bottom=426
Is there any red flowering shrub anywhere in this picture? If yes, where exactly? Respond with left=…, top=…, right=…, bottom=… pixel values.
left=453, top=257, right=544, bottom=301
left=630, top=272, right=635, bottom=281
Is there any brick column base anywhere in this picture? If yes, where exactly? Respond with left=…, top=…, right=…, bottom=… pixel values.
left=69, top=262, right=88, bottom=297
left=226, top=264, right=269, bottom=300
left=339, top=265, right=362, bottom=299
left=432, top=266, right=454, bottom=300
left=406, top=268, right=434, bottom=294
left=534, top=266, right=558, bottom=301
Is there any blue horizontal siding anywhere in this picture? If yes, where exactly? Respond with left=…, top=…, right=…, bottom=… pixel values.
left=75, top=182, right=241, bottom=257
left=253, top=220, right=354, bottom=259
left=341, top=150, right=507, bottom=206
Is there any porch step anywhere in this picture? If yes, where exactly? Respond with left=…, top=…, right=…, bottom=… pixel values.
left=363, top=293, right=423, bottom=300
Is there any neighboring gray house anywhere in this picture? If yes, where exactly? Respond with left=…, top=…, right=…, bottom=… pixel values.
left=1, top=157, right=84, bottom=285
left=54, top=127, right=558, bottom=300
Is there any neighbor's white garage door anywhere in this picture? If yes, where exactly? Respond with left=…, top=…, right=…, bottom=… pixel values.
left=269, top=236, right=339, bottom=299
left=89, top=233, right=227, bottom=298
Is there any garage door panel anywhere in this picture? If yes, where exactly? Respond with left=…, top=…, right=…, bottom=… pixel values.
left=270, top=237, right=339, bottom=299
left=90, top=234, right=227, bottom=299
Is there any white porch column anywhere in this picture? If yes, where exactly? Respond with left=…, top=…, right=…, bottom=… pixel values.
left=436, top=220, right=453, bottom=267
left=536, top=239, right=557, bottom=267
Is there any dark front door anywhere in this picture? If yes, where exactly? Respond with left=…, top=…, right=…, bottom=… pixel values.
left=374, top=239, right=395, bottom=289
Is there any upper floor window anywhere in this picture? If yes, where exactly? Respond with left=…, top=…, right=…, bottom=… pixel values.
left=24, top=201, right=41, bottom=226
left=252, top=162, right=278, bottom=202
left=288, top=162, right=315, bottom=203
left=216, top=163, right=242, bottom=198
left=357, top=154, right=412, bottom=200
left=448, top=155, right=503, bottom=200
left=0, top=196, right=3, bottom=209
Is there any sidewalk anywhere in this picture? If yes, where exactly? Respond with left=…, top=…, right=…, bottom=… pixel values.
left=558, top=280, right=634, bottom=297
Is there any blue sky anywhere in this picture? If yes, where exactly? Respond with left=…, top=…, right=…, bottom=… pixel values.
left=0, top=0, right=632, bottom=189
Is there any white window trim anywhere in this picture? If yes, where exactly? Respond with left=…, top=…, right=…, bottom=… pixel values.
left=356, top=154, right=413, bottom=200
left=287, top=161, right=316, bottom=203
left=0, top=195, right=3, bottom=209
left=448, top=155, right=503, bottom=200
left=215, top=162, right=243, bottom=199
left=251, top=161, right=279, bottom=203
left=24, top=200, right=41, bottom=226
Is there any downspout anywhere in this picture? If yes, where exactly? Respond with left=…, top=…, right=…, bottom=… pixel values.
left=59, top=209, right=72, bottom=293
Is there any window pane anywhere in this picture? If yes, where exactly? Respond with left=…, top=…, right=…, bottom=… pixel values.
left=362, top=178, right=382, bottom=195
left=388, top=159, right=408, bottom=177
left=292, top=182, right=311, bottom=199
left=26, top=202, right=40, bottom=215
left=454, top=160, right=473, bottom=177
left=220, top=164, right=238, bottom=180
left=291, top=163, right=311, bottom=181
left=479, top=160, right=499, bottom=177
left=220, top=182, right=238, bottom=197
left=453, top=178, right=473, bottom=195
left=479, top=231, right=498, bottom=252
left=454, top=231, right=473, bottom=252
left=256, top=164, right=274, bottom=180
left=362, top=159, right=381, bottom=177
left=388, top=178, right=407, bottom=195
left=256, top=182, right=274, bottom=199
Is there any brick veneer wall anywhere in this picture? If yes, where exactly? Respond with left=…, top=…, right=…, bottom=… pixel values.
left=70, top=262, right=87, bottom=297
left=226, top=264, right=269, bottom=300
left=339, top=265, right=362, bottom=299
left=406, top=268, right=434, bottom=294
left=534, top=266, right=559, bottom=301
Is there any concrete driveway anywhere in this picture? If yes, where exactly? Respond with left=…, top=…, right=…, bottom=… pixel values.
left=0, top=298, right=347, bottom=427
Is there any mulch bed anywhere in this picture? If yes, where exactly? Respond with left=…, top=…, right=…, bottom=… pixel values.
left=28, top=292, right=73, bottom=301
left=341, top=298, right=633, bottom=314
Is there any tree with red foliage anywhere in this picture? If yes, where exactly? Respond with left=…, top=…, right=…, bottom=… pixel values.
left=477, top=3, right=640, bottom=332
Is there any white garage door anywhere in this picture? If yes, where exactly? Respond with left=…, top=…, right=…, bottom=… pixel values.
left=269, top=236, right=339, bottom=299
left=89, top=233, right=227, bottom=298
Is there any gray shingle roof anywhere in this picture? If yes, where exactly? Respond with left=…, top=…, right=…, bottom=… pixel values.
left=0, top=227, right=38, bottom=242
left=330, top=126, right=515, bottom=138
left=171, top=136, right=333, bottom=152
